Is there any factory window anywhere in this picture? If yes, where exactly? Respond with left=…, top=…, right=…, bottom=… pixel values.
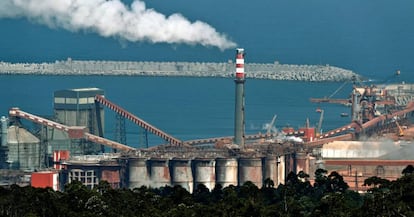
left=66, top=98, right=77, bottom=104
left=54, top=97, right=65, bottom=104
left=69, top=169, right=98, bottom=189
left=87, top=97, right=95, bottom=103
left=78, top=98, right=88, bottom=104
left=375, top=165, right=385, bottom=177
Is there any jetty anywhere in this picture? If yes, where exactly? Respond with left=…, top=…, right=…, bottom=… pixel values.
left=0, top=59, right=360, bottom=82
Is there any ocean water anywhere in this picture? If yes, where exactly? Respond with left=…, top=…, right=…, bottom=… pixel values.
left=0, top=75, right=355, bottom=147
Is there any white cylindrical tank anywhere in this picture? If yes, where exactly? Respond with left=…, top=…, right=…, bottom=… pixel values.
left=277, top=155, right=285, bottom=185
left=170, top=158, right=193, bottom=193
left=215, top=158, right=238, bottom=187
left=238, top=158, right=263, bottom=187
left=149, top=158, right=171, bottom=188
left=128, top=158, right=150, bottom=189
left=263, top=156, right=278, bottom=186
left=1, top=116, right=7, bottom=146
left=193, top=158, right=216, bottom=191
left=7, top=126, right=41, bottom=170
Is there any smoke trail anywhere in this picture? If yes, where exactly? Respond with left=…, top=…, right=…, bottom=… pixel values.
left=0, top=0, right=237, bottom=50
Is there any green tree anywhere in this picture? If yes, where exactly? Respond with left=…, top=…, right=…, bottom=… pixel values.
left=402, top=164, right=414, bottom=176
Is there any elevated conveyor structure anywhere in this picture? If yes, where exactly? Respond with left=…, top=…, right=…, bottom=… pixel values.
left=361, top=102, right=414, bottom=134
left=318, top=122, right=360, bottom=139
left=312, top=101, right=414, bottom=144
left=95, top=94, right=277, bottom=147
left=183, top=133, right=279, bottom=146
left=94, top=95, right=183, bottom=146
left=305, top=133, right=354, bottom=148
left=9, top=107, right=135, bottom=152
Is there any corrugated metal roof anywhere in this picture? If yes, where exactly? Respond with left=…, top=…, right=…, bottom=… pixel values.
left=380, top=141, right=414, bottom=160
left=70, top=87, right=101, bottom=92
left=54, top=88, right=104, bottom=98
left=7, top=126, right=40, bottom=144
left=322, top=140, right=401, bottom=159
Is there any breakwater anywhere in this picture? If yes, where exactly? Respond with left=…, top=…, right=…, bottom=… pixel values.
left=0, top=59, right=360, bottom=82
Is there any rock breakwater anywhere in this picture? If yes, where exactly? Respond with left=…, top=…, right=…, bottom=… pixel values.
left=0, top=59, right=361, bottom=82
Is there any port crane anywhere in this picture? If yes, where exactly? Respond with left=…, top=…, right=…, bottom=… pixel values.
left=316, top=109, right=324, bottom=135
left=264, top=114, right=277, bottom=135
left=395, top=119, right=404, bottom=137
left=310, top=79, right=352, bottom=105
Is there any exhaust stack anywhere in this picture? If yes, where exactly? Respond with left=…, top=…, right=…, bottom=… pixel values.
left=234, top=48, right=245, bottom=147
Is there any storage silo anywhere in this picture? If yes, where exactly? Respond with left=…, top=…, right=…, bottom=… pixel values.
left=53, top=88, right=104, bottom=154
left=7, top=125, right=41, bottom=170
left=0, top=116, right=8, bottom=168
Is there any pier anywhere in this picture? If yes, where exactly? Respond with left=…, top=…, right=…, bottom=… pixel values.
left=0, top=59, right=360, bottom=82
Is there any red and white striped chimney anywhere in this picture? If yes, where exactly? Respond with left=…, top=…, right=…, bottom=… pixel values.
left=234, top=48, right=245, bottom=147
left=235, top=48, right=245, bottom=79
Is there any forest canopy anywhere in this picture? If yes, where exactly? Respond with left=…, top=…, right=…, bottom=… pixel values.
left=1, top=165, right=414, bottom=217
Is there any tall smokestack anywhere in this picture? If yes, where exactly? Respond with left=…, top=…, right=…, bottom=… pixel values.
left=234, top=48, right=245, bottom=147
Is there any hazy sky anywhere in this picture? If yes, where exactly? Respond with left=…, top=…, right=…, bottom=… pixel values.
left=0, top=0, right=413, bottom=79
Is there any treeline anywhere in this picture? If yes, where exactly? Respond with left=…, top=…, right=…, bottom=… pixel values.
left=1, top=166, right=414, bottom=217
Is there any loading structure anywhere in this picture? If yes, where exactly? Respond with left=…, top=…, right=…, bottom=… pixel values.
left=8, top=107, right=135, bottom=152
left=95, top=93, right=282, bottom=148
left=305, top=101, right=414, bottom=147
left=94, top=95, right=183, bottom=146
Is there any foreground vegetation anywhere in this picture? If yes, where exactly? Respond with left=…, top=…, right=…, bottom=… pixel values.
left=1, top=166, right=414, bottom=217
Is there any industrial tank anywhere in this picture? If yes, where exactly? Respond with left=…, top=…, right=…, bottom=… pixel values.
left=238, top=157, right=263, bottom=187
left=0, top=116, right=8, bottom=168
left=277, top=155, right=286, bottom=185
left=148, top=158, right=171, bottom=188
left=296, top=152, right=310, bottom=175
left=128, top=158, right=150, bottom=189
left=7, top=126, right=41, bottom=170
left=193, top=158, right=216, bottom=190
left=170, top=158, right=193, bottom=192
left=215, top=158, right=238, bottom=187
left=263, top=156, right=279, bottom=185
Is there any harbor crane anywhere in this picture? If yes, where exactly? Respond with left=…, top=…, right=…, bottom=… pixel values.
left=316, top=109, right=324, bottom=135
left=395, top=119, right=404, bottom=137
left=264, top=114, right=278, bottom=135
left=310, top=80, right=351, bottom=105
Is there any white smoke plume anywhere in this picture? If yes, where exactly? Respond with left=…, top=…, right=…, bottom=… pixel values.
left=0, top=0, right=237, bottom=50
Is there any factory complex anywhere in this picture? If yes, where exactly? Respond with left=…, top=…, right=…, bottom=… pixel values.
left=1, top=49, right=414, bottom=193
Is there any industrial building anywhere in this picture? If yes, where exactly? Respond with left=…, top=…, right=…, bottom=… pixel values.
left=53, top=87, right=105, bottom=154
left=0, top=48, right=414, bottom=192
left=6, top=125, right=41, bottom=170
